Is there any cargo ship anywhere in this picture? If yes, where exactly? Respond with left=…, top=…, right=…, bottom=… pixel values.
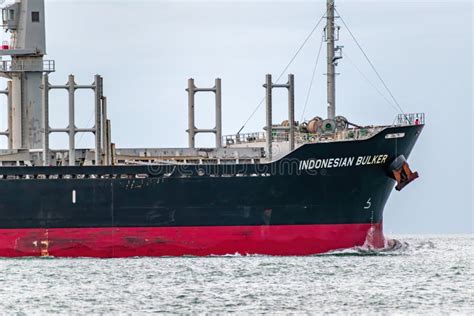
left=0, top=0, right=423, bottom=257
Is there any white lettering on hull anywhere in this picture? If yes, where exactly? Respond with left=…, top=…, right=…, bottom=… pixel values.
left=298, top=155, right=389, bottom=171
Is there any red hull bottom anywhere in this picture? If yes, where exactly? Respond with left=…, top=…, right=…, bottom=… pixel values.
left=0, top=224, right=385, bottom=258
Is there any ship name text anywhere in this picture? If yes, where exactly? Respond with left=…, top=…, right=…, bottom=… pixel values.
left=298, top=154, right=389, bottom=171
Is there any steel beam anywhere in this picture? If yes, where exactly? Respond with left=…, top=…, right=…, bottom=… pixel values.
left=187, top=78, right=196, bottom=148
left=288, top=74, right=295, bottom=151
left=215, top=78, right=222, bottom=148
left=68, top=74, right=76, bottom=166
left=7, top=81, right=12, bottom=150
left=94, top=75, right=102, bottom=165
left=186, top=78, right=223, bottom=149
left=265, top=74, right=273, bottom=162
left=40, top=74, right=108, bottom=166
left=263, top=73, right=296, bottom=159
left=106, top=119, right=112, bottom=165
left=326, top=0, right=336, bottom=119
left=41, top=74, right=49, bottom=165
left=101, top=96, right=108, bottom=164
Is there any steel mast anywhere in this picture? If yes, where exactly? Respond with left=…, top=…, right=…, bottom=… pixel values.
left=325, top=0, right=339, bottom=120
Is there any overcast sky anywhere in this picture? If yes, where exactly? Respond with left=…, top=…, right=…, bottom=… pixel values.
left=0, top=0, right=472, bottom=233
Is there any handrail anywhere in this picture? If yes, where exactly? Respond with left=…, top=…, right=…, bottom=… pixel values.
left=224, top=113, right=425, bottom=147
left=224, top=132, right=266, bottom=146
left=0, top=59, right=55, bottom=72
left=223, top=127, right=385, bottom=146
left=396, top=113, right=425, bottom=126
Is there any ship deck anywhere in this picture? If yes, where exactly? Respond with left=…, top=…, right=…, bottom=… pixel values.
left=0, top=113, right=424, bottom=168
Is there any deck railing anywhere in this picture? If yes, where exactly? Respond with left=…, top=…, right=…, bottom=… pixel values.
left=224, top=113, right=425, bottom=147
left=396, top=113, right=425, bottom=126
left=0, top=60, right=55, bottom=73
left=223, top=126, right=385, bottom=146
left=224, top=132, right=266, bottom=146
left=295, top=127, right=385, bottom=144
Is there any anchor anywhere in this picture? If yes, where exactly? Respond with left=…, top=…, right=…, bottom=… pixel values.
left=389, top=155, right=419, bottom=191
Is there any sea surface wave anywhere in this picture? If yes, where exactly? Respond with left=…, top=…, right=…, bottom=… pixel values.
left=0, top=235, right=472, bottom=314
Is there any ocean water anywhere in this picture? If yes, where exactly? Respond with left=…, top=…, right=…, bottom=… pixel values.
left=0, top=235, right=472, bottom=314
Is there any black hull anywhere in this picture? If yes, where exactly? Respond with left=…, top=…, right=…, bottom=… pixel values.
left=0, top=125, right=423, bottom=257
